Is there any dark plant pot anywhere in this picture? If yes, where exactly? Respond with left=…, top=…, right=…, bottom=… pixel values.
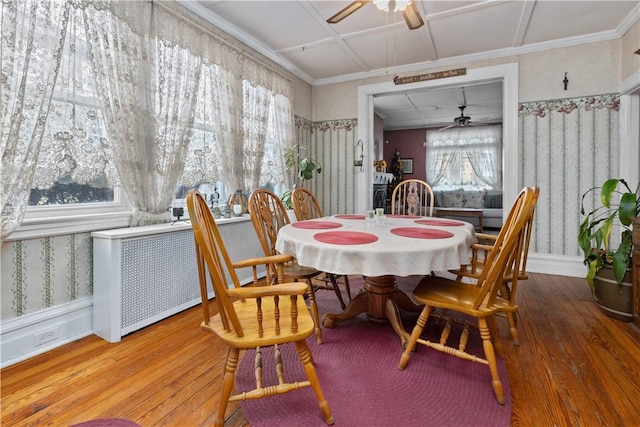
left=593, top=265, right=633, bottom=322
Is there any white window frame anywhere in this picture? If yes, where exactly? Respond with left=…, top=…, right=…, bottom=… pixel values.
left=7, top=188, right=132, bottom=241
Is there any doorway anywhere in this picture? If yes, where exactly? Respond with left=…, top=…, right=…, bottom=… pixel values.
left=356, top=63, right=519, bottom=214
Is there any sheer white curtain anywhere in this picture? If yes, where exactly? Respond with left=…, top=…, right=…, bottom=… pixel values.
left=205, top=56, right=243, bottom=195
left=425, top=126, right=502, bottom=190
left=33, top=9, right=116, bottom=193
left=242, top=60, right=293, bottom=193
left=269, top=93, right=295, bottom=190
left=425, top=144, right=456, bottom=187
left=243, top=81, right=271, bottom=192
left=465, top=127, right=502, bottom=188
left=1, top=0, right=70, bottom=239
left=82, top=1, right=201, bottom=225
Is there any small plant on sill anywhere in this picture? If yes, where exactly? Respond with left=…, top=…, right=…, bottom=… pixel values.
left=281, top=144, right=322, bottom=209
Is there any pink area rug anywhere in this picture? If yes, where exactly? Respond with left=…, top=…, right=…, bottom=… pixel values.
left=237, top=276, right=511, bottom=427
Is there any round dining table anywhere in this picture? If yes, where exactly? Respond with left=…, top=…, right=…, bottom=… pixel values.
left=275, top=214, right=476, bottom=347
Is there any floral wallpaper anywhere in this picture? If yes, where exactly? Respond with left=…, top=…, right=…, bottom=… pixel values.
left=518, top=93, right=620, bottom=258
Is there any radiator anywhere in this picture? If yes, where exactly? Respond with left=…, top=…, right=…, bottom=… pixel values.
left=92, top=218, right=264, bottom=342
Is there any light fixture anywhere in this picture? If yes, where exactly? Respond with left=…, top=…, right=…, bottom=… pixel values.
left=374, top=0, right=410, bottom=12
left=354, top=139, right=364, bottom=171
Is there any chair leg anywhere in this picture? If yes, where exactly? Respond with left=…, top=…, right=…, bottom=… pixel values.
left=398, top=305, right=434, bottom=370
left=478, top=318, right=505, bottom=405
left=328, top=274, right=346, bottom=309
left=305, top=278, right=322, bottom=344
left=215, top=347, right=240, bottom=427
left=486, top=315, right=504, bottom=358
left=506, top=312, right=520, bottom=345
left=294, top=340, right=334, bottom=425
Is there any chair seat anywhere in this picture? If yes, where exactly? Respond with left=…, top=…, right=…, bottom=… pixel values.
left=284, top=262, right=322, bottom=281
left=414, top=274, right=518, bottom=317
left=204, top=294, right=316, bottom=348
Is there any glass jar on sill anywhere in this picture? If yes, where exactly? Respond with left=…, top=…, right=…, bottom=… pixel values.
left=212, top=203, right=222, bottom=219
left=227, top=189, right=248, bottom=215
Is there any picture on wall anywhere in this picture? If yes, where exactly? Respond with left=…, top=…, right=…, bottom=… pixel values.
left=400, top=158, right=413, bottom=174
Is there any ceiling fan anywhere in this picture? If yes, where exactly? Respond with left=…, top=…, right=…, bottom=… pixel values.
left=327, top=0, right=425, bottom=30
left=439, top=106, right=477, bottom=130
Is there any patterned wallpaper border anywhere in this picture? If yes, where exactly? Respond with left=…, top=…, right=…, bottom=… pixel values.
left=519, top=93, right=620, bottom=117
left=295, top=117, right=358, bottom=133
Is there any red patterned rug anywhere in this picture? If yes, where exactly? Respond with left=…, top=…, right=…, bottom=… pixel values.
left=237, top=276, right=511, bottom=427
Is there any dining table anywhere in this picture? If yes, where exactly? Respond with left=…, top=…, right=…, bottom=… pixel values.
left=275, top=213, right=476, bottom=347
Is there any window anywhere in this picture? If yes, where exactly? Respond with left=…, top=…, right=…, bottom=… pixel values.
left=5, top=1, right=293, bottom=239
left=425, top=126, right=502, bottom=191
left=29, top=9, right=117, bottom=207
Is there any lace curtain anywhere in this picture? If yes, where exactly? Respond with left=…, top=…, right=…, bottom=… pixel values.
left=82, top=1, right=201, bottom=225
left=269, top=93, right=295, bottom=190
left=1, top=0, right=70, bottom=239
left=2, top=0, right=295, bottom=236
left=426, top=126, right=502, bottom=190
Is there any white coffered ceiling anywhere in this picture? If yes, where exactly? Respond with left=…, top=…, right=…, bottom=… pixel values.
left=179, top=0, right=638, bottom=129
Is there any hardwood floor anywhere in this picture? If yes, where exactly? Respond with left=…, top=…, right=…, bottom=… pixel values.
left=2, top=273, right=640, bottom=426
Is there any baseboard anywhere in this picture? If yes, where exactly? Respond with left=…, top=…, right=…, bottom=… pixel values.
left=526, top=252, right=586, bottom=278
left=1, top=297, right=93, bottom=368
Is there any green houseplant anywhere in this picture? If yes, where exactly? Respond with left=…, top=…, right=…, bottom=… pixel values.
left=579, top=178, right=639, bottom=288
left=281, top=144, right=322, bottom=209
left=578, top=178, right=639, bottom=320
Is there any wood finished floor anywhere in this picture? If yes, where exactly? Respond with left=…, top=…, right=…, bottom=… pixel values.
left=2, top=273, right=640, bottom=426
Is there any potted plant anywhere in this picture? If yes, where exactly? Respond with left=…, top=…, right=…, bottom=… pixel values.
left=579, top=178, right=639, bottom=321
left=281, top=144, right=322, bottom=209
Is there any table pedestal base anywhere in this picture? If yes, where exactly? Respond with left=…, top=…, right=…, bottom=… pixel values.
left=321, top=275, right=423, bottom=347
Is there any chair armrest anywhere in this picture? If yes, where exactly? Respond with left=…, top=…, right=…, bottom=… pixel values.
left=232, top=253, right=293, bottom=269
left=475, top=233, right=497, bottom=243
left=226, top=283, right=308, bottom=298
left=471, top=243, right=494, bottom=252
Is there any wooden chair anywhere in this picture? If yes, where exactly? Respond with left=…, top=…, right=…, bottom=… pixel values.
left=291, top=187, right=352, bottom=309
left=391, top=179, right=435, bottom=217
left=186, top=190, right=334, bottom=427
left=248, top=188, right=324, bottom=343
left=451, top=187, right=540, bottom=345
left=397, top=187, right=536, bottom=404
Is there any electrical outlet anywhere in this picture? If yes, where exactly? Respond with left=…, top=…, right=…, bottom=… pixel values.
left=34, top=327, right=59, bottom=346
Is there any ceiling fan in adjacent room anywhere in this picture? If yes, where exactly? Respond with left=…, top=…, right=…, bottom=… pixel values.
left=327, top=0, right=424, bottom=30
left=439, top=106, right=478, bottom=130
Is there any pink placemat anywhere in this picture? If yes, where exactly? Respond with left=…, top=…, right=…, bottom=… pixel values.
left=386, top=214, right=421, bottom=219
left=314, top=231, right=379, bottom=245
left=415, top=219, right=466, bottom=227
left=391, top=227, right=454, bottom=239
left=334, top=214, right=366, bottom=220
left=291, top=220, right=342, bottom=229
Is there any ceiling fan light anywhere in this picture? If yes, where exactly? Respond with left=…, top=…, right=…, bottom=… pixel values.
left=395, top=0, right=410, bottom=11
left=374, top=0, right=390, bottom=12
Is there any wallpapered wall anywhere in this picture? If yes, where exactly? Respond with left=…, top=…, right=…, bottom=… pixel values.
left=1, top=233, right=93, bottom=320
left=295, top=117, right=360, bottom=216
left=519, top=93, right=620, bottom=259
left=0, top=95, right=620, bottom=321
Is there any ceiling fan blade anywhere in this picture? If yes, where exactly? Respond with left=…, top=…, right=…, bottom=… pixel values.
left=439, top=123, right=456, bottom=130
left=402, top=2, right=424, bottom=30
left=327, top=1, right=371, bottom=24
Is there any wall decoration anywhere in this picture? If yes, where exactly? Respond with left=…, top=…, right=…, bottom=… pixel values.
left=400, top=158, right=413, bottom=174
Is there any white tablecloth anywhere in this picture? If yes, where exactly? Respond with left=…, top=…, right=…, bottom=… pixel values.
left=276, top=215, right=476, bottom=277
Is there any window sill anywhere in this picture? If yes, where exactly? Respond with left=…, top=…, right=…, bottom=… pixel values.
left=6, top=211, right=133, bottom=242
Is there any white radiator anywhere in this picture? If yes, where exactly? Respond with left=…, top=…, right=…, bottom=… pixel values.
left=92, top=218, right=264, bottom=342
